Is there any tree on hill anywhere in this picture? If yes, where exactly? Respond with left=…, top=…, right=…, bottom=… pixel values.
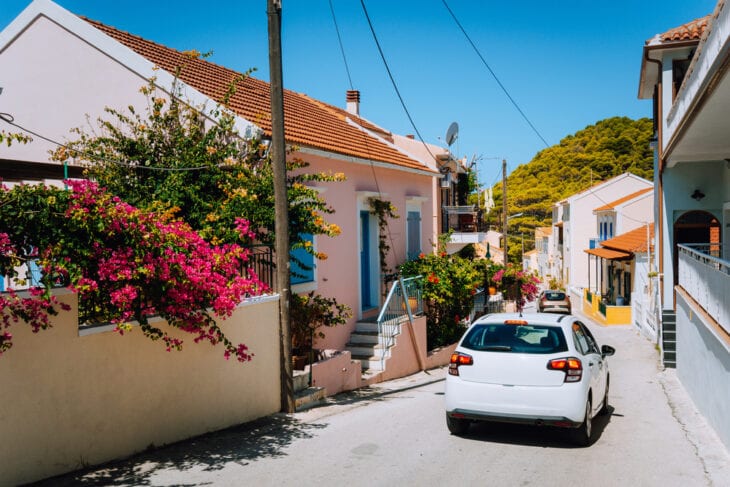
left=482, top=116, right=654, bottom=263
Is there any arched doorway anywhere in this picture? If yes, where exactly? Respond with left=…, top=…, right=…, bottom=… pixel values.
left=673, top=210, right=721, bottom=286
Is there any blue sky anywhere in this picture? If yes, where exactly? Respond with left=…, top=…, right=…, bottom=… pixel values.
left=0, top=0, right=718, bottom=185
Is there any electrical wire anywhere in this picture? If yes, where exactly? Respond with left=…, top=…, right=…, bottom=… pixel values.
left=0, top=112, right=251, bottom=172
left=359, top=0, right=438, bottom=164
left=328, top=0, right=354, bottom=90
left=440, top=0, right=550, bottom=148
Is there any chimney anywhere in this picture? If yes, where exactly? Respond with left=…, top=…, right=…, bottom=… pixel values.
left=346, top=90, right=360, bottom=116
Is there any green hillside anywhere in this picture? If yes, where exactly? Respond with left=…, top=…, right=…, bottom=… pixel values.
left=481, top=116, right=654, bottom=263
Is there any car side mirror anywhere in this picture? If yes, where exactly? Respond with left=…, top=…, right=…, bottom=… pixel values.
left=601, top=345, right=615, bottom=357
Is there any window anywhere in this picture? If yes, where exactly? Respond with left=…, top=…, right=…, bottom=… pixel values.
left=462, top=324, right=568, bottom=354
left=290, top=233, right=314, bottom=285
left=407, top=210, right=422, bottom=260
left=572, top=321, right=599, bottom=355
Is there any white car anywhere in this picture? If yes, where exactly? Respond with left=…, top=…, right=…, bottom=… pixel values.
left=444, top=312, right=615, bottom=446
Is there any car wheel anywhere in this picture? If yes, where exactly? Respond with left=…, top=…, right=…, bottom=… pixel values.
left=599, top=377, right=610, bottom=416
left=571, top=398, right=593, bottom=447
left=446, top=414, right=470, bottom=435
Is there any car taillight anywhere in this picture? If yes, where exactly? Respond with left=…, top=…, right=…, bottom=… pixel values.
left=547, top=357, right=583, bottom=382
left=449, top=352, right=473, bottom=376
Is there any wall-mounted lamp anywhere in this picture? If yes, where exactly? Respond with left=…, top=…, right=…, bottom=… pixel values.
left=690, top=189, right=705, bottom=201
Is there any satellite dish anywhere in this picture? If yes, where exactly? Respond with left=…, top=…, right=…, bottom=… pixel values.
left=445, top=122, right=459, bottom=147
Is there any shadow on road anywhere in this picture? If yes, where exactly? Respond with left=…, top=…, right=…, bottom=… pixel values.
left=457, top=406, right=615, bottom=449
left=30, top=415, right=327, bottom=486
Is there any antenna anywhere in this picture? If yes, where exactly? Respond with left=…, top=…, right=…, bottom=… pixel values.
left=445, top=122, right=459, bottom=147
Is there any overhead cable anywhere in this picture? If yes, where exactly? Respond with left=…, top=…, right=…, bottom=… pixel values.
left=440, top=0, right=550, bottom=148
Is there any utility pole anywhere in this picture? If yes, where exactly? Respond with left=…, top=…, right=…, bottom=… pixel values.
left=502, top=158, right=508, bottom=264
left=267, top=0, right=294, bottom=413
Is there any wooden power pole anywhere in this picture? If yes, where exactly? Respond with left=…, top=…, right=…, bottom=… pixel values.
left=267, top=0, right=294, bottom=413
left=502, top=158, right=508, bottom=264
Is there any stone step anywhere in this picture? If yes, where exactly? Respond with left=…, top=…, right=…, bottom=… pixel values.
left=293, top=370, right=310, bottom=393
left=351, top=354, right=385, bottom=372
left=295, top=386, right=327, bottom=412
left=354, top=321, right=379, bottom=333
left=349, top=332, right=381, bottom=345
left=346, top=343, right=384, bottom=356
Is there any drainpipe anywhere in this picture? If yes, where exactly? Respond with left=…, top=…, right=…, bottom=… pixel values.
left=644, top=48, right=665, bottom=310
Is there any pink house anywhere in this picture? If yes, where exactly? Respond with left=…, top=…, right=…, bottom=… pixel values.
left=1, top=0, right=449, bottom=396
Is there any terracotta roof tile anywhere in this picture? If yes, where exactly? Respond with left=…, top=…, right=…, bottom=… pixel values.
left=84, top=18, right=431, bottom=172
left=601, top=223, right=655, bottom=253
left=655, top=15, right=711, bottom=44
left=594, top=187, right=652, bottom=212
left=536, top=226, right=551, bottom=238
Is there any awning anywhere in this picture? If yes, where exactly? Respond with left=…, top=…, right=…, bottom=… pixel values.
left=584, top=247, right=631, bottom=260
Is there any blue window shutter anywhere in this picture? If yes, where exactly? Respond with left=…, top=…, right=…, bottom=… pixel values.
left=290, top=233, right=314, bottom=285
left=29, top=260, right=42, bottom=287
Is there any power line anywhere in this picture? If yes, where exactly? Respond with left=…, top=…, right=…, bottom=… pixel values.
left=328, top=0, right=354, bottom=90
left=440, top=0, right=550, bottom=148
left=359, top=0, right=438, bottom=163
left=0, top=112, right=253, bottom=172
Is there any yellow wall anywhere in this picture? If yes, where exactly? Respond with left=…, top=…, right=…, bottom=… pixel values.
left=0, top=290, right=281, bottom=486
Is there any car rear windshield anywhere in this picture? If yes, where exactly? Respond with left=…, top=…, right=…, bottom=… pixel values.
left=460, top=323, right=568, bottom=354
left=543, top=291, right=566, bottom=301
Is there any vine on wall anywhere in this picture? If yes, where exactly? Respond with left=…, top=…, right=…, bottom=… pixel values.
left=367, top=197, right=399, bottom=292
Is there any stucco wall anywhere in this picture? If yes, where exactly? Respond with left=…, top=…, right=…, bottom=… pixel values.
left=0, top=290, right=281, bottom=486
left=298, top=152, right=435, bottom=351
left=566, top=175, right=652, bottom=292
left=660, top=161, right=726, bottom=306
left=675, top=289, right=730, bottom=452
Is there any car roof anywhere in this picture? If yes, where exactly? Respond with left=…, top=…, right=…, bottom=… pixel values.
left=471, top=312, right=575, bottom=329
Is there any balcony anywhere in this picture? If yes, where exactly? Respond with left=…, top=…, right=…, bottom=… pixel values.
left=442, top=205, right=480, bottom=231
left=677, top=244, right=729, bottom=335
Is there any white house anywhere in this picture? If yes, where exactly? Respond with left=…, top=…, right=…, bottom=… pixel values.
left=639, top=4, right=730, bottom=451
left=550, top=173, right=653, bottom=301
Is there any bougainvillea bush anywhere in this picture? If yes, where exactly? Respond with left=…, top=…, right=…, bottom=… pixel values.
left=399, top=236, right=541, bottom=349
left=0, top=180, right=267, bottom=360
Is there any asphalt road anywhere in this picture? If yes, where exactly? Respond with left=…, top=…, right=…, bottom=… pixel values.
left=33, top=312, right=730, bottom=487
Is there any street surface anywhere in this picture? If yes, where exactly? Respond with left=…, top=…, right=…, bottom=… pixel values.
left=34, top=309, right=730, bottom=487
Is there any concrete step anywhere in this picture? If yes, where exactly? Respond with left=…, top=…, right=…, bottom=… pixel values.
left=295, top=386, right=327, bottom=412
left=293, top=370, right=310, bottom=393
left=349, top=332, right=381, bottom=345
left=346, top=343, right=384, bottom=356
left=351, top=354, right=385, bottom=372
left=354, top=321, right=379, bottom=333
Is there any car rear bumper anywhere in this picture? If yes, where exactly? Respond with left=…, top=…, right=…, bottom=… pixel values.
left=446, top=408, right=581, bottom=428
left=539, top=305, right=571, bottom=313
left=445, top=377, right=587, bottom=424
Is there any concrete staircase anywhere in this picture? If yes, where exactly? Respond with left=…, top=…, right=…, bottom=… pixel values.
left=345, top=317, right=401, bottom=381
left=661, top=309, right=677, bottom=368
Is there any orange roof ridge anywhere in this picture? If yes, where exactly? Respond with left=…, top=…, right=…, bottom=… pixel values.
left=594, top=187, right=652, bottom=212
left=82, top=17, right=432, bottom=172
left=647, top=15, right=711, bottom=45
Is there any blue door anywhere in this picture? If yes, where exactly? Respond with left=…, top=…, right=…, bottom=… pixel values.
left=360, top=211, right=373, bottom=309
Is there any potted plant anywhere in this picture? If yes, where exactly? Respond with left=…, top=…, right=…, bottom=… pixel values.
left=290, top=291, right=351, bottom=370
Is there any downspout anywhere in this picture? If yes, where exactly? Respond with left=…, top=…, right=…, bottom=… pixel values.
left=644, top=48, right=665, bottom=304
